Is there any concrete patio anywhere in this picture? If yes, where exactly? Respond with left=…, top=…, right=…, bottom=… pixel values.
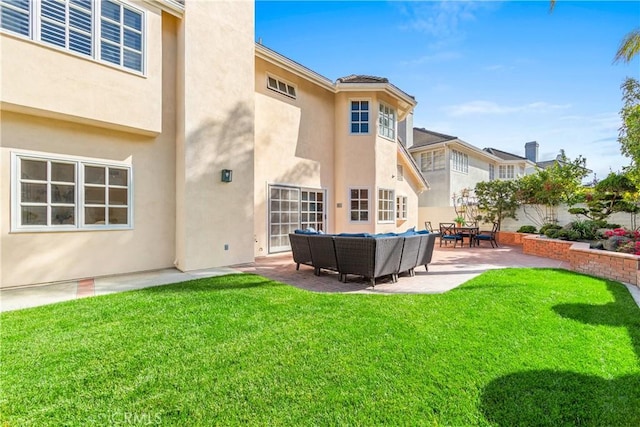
left=235, top=243, right=569, bottom=294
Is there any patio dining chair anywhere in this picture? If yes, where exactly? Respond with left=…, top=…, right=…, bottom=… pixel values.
left=424, top=221, right=434, bottom=232
left=439, top=222, right=463, bottom=248
left=474, top=222, right=499, bottom=248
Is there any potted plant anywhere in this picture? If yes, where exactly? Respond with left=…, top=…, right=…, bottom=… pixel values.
left=454, top=216, right=466, bottom=227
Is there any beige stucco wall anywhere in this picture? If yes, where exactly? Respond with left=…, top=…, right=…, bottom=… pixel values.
left=0, top=10, right=179, bottom=288
left=175, top=0, right=255, bottom=270
left=254, top=58, right=335, bottom=255
left=334, top=91, right=377, bottom=233
left=0, top=1, right=163, bottom=135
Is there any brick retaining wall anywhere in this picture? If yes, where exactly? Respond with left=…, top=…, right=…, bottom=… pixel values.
left=517, top=234, right=640, bottom=286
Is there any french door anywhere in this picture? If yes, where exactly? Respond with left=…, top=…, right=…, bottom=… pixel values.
left=268, top=185, right=326, bottom=253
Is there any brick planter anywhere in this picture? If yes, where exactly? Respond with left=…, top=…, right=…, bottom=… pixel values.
left=521, top=235, right=640, bottom=287
left=497, top=231, right=529, bottom=246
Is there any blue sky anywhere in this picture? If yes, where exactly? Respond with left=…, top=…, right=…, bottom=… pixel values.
left=255, top=0, right=640, bottom=180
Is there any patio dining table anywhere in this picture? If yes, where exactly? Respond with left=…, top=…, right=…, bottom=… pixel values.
left=454, top=226, right=480, bottom=247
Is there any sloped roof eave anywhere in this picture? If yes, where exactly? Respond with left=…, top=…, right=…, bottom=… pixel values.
left=398, top=142, right=430, bottom=192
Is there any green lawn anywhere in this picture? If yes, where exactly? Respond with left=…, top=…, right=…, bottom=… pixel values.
left=1, top=268, right=639, bottom=426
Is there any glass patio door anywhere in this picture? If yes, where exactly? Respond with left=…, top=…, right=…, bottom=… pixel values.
left=268, top=186, right=326, bottom=253
left=301, top=189, right=325, bottom=233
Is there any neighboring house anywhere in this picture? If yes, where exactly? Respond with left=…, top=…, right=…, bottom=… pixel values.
left=408, top=128, right=533, bottom=227
left=0, top=0, right=427, bottom=288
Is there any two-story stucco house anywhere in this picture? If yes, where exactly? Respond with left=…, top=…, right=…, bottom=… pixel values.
left=408, top=128, right=535, bottom=227
left=0, top=0, right=427, bottom=288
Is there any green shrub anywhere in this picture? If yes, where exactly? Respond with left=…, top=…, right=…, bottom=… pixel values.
left=517, top=225, right=537, bottom=234
left=568, top=220, right=602, bottom=240
left=540, top=223, right=562, bottom=235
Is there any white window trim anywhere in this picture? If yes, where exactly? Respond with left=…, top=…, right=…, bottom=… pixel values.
left=396, top=195, right=407, bottom=220
left=349, top=98, right=371, bottom=135
left=377, top=188, right=395, bottom=223
left=0, top=0, right=146, bottom=75
left=348, top=187, right=370, bottom=223
left=11, top=151, right=133, bottom=232
left=420, top=149, right=445, bottom=173
left=378, top=102, right=396, bottom=141
left=266, top=73, right=297, bottom=99
left=499, top=164, right=515, bottom=180
left=451, top=149, right=469, bottom=174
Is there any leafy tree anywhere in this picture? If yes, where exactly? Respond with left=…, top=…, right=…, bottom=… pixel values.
left=515, top=153, right=589, bottom=227
left=619, top=78, right=640, bottom=182
left=474, top=180, right=519, bottom=231
left=568, top=172, right=639, bottom=222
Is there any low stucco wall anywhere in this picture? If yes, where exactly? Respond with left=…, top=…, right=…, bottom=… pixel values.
left=518, top=234, right=640, bottom=287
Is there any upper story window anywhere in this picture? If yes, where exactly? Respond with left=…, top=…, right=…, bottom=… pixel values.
left=267, top=75, right=296, bottom=99
left=420, top=149, right=445, bottom=172
left=451, top=149, right=469, bottom=173
left=489, top=164, right=495, bottom=181
left=12, top=152, right=132, bottom=231
left=377, top=188, right=394, bottom=223
left=499, top=164, right=515, bottom=179
left=397, top=164, right=404, bottom=181
left=0, top=0, right=145, bottom=73
left=350, top=100, right=369, bottom=134
left=378, top=103, right=396, bottom=140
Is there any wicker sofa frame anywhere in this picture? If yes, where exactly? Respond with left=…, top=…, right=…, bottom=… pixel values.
left=288, top=232, right=438, bottom=286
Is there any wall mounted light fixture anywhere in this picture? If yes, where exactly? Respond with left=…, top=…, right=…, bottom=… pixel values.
left=221, top=169, right=233, bottom=183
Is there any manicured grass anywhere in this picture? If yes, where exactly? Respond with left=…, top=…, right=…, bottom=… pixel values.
left=1, top=268, right=639, bottom=426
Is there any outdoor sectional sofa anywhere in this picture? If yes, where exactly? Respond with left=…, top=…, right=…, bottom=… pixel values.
left=288, top=230, right=438, bottom=286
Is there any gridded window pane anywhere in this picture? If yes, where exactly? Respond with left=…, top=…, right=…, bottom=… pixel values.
left=70, top=30, right=91, bottom=54
left=350, top=188, right=369, bottom=222
left=21, top=159, right=47, bottom=180
left=109, top=207, right=127, bottom=224
left=41, top=1, right=65, bottom=23
left=85, top=207, right=106, bottom=224
left=123, top=50, right=141, bottom=70
left=52, top=206, right=75, bottom=225
left=41, top=20, right=65, bottom=47
left=101, top=0, right=120, bottom=21
left=85, top=166, right=105, bottom=184
left=123, top=7, right=141, bottom=30
left=22, top=183, right=47, bottom=203
left=101, top=19, right=120, bottom=42
left=52, top=184, right=75, bottom=203
left=22, top=206, right=47, bottom=225
left=1, top=5, right=30, bottom=36
left=85, top=187, right=105, bottom=204
left=109, top=188, right=127, bottom=205
left=51, top=162, right=74, bottom=182
left=378, top=189, right=394, bottom=222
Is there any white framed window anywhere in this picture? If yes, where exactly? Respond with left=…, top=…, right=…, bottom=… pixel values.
left=0, top=0, right=145, bottom=73
left=489, top=164, right=495, bottom=181
left=397, top=164, right=404, bottom=181
left=11, top=152, right=132, bottom=231
left=267, top=75, right=297, bottom=99
left=378, top=102, right=396, bottom=140
left=451, top=149, right=469, bottom=173
left=396, top=195, right=407, bottom=220
left=499, top=164, right=515, bottom=179
left=349, top=188, right=369, bottom=222
left=350, top=100, right=369, bottom=134
left=420, top=149, right=445, bottom=172
left=378, top=188, right=394, bottom=223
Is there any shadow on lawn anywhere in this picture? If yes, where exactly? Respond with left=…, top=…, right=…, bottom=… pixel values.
left=139, top=274, right=286, bottom=294
left=481, top=281, right=640, bottom=426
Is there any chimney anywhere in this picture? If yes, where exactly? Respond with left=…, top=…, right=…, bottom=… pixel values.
left=525, top=141, right=538, bottom=163
left=398, top=112, right=414, bottom=148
